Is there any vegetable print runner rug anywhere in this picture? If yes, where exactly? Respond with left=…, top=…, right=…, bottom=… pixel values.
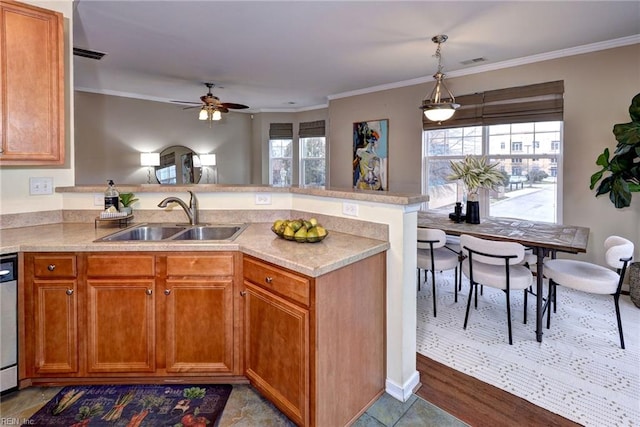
left=25, top=384, right=232, bottom=426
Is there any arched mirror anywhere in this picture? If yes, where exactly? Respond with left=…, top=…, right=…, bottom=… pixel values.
left=155, top=145, right=202, bottom=184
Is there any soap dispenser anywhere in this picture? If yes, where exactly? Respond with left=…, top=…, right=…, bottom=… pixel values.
left=104, top=180, right=120, bottom=211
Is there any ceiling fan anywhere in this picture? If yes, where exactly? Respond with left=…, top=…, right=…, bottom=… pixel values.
left=172, top=83, right=249, bottom=124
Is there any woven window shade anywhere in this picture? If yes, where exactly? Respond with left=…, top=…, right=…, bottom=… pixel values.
left=269, top=123, right=293, bottom=139
left=423, top=80, right=564, bottom=130
left=299, top=120, right=326, bottom=137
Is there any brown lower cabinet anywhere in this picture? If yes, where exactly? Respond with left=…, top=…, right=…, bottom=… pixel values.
left=21, top=252, right=243, bottom=381
left=21, top=250, right=386, bottom=427
left=243, top=253, right=386, bottom=427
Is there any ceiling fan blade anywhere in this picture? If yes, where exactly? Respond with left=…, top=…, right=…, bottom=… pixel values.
left=217, top=106, right=229, bottom=113
left=182, top=106, right=201, bottom=110
left=220, top=102, right=249, bottom=109
left=171, top=100, right=200, bottom=105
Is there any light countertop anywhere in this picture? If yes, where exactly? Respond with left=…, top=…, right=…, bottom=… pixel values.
left=0, top=222, right=389, bottom=278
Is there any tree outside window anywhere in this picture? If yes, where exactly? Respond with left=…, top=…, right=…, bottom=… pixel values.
left=299, top=137, right=326, bottom=187
left=269, top=139, right=292, bottom=186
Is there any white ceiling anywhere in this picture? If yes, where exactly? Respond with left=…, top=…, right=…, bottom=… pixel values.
left=73, top=0, right=640, bottom=113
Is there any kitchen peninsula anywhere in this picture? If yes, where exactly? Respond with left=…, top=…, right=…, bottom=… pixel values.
left=1, top=185, right=428, bottom=425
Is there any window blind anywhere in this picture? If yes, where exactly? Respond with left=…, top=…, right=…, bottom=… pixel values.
left=269, top=123, right=293, bottom=139
left=298, top=120, right=326, bottom=137
left=423, top=80, right=564, bottom=130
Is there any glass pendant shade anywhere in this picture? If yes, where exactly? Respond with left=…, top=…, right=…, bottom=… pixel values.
left=212, top=110, right=222, bottom=121
left=198, top=108, right=208, bottom=120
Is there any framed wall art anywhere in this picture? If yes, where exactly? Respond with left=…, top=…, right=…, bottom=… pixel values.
left=353, top=119, right=388, bottom=191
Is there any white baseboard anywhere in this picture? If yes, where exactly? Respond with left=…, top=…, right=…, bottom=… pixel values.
left=385, top=370, right=420, bottom=402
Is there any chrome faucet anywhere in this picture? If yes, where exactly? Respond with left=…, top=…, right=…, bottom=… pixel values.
left=157, top=191, right=199, bottom=225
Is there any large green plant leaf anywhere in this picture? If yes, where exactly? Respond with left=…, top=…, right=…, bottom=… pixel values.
left=613, top=121, right=640, bottom=147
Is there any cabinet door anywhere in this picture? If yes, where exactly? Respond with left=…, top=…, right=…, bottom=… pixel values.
left=86, top=279, right=156, bottom=373
left=244, top=282, right=309, bottom=426
left=32, top=279, right=78, bottom=374
left=164, top=279, right=234, bottom=373
left=0, top=1, right=64, bottom=165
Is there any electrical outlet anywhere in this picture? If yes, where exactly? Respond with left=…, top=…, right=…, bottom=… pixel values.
left=255, top=193, right=272, bottom=205
left=29, top=177, right=54, bottom=195
left=94, top=194, right=104, bottom=206
left=342, top=202, right=359, bottom=217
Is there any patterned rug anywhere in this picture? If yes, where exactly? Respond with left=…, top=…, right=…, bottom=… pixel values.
left=25, top=384, right=232, bottom=426
left=416, top=270, right=640, bottom=426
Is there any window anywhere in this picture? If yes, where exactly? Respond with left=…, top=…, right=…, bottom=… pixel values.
left=551, top=141, right=560, bottom=151
left=269, top=139, right=292, bottom=186
left=298, top=120, right=326, bottom=187
left=269, top=122, right=293, bottom=186
left=299, top=137, right=326, bottom=186
left=423, top=121, right=563, bottom=223
left=512, top=142, right=523, bottom=151
left=500, top=142, right=505, bottom=149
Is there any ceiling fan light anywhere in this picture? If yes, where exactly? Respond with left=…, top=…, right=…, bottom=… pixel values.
left=212, top=110, right=222, bottom=121
left=198, top=108, right=208, bottom=120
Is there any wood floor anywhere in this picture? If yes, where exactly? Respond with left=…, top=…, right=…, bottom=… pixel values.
left=415, top=353, right=582, bottom=427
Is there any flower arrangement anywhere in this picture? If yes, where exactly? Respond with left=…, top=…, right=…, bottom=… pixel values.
left=447, top=155, right=504, bottom=201
left=119, top=192, right=138, bottom=208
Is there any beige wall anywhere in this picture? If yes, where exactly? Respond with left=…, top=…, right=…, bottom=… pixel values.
left=329, top=44, right=640, bottom=264
left=74, top=92, right=253, bottom=185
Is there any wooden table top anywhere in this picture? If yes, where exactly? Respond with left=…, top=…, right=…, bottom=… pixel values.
left=418, top=211, right=590, bottom=254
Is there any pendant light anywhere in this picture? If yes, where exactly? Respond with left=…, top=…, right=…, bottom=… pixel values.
left=420, top=35, right=460, bottom=123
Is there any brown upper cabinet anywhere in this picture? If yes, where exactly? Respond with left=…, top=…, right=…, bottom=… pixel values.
left=0, top=0, right=65, bottom=165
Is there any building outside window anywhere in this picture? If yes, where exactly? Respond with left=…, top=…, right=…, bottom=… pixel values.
left=423, top=121, right=563, bottom=223
left=299, top=137, right=326, bottom=186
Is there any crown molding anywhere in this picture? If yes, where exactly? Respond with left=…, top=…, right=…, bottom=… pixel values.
left=328, top=35, right=640, bottom=101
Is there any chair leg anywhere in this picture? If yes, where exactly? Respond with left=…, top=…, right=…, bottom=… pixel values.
left=523, top=289, right=528, bottom=324
left=431, top=268, right=437, bottom=317
left=454, top=266, right=458, bottom=303
left=463, top=282, right=475, bottom=329
left=613, top=294, right=625, bottom=349
left=546, top=279, right=555, bottom=330
left=416, top=268, right=421, bottom=292
left=505, top=288, right=513, bottom=345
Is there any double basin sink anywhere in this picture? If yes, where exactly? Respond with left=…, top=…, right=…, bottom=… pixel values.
left=95, top=223, right=247, bottom=242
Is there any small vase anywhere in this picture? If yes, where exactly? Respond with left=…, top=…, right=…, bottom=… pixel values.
left=466, top=201, right=480, bottom=224
left=121, top=206, right=132, bottom=216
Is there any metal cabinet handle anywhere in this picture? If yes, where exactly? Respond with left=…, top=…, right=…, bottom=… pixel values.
left=48, top=264, right=56, bottom=271
left=265, top=277, right=273, bottom=284
left=164, top=289, right=171, bottom=296
left=240, top=291, right=247, bottom=297
left=146, top=289, right=153, bottom=295
left=66, top=289, right=74, bottom=296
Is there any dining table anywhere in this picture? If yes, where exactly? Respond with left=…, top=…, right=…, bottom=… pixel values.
left=417, top=211, right=590, bottom=342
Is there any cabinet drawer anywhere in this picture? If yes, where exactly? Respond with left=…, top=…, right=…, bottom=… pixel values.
left=167, top=254, right=234, bottom=276
left=243, top=257, right=310, bottom=306
left=87, top=254, right=155, bottom=277
left=33, top=255, right=77, bottom=278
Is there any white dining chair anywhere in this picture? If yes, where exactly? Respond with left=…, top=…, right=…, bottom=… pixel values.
left=543, top=235, right=634, bottom=349
left=460, top=234, right=534, bottom=344
left=417, top=228, right=460, bottom=317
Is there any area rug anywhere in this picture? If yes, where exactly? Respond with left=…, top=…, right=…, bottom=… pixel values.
left=416, top=270, right=640, bottom=427
left=25, top=384, right=232, bottom=426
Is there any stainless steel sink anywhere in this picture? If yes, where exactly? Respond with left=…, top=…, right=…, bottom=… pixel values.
left=95, top=223, right=247, bottom=242
left=96, top=225, right=188, bottom=242
left=171, top=225, right=244, bottom=241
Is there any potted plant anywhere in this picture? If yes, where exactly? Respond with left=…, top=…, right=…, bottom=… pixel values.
left=448, top=155, right=504, bottom=223
left=590, top=92, right=640, bottom=208
left=119, top=192, right=138, bottom=215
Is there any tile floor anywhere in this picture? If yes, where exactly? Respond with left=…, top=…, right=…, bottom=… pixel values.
left=0, top=384, right=468, bottom=426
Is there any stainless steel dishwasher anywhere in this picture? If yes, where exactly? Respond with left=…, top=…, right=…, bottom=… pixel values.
left=1, top=254, right=18, bottom=394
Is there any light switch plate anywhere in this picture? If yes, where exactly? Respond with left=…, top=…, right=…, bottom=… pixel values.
left=255, top=193, right=272, bottom=205
left=29, top=177, right=53, bottom=195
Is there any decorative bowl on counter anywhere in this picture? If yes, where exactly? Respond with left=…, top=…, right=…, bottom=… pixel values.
left=271, top=218, right=328, bottom=243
